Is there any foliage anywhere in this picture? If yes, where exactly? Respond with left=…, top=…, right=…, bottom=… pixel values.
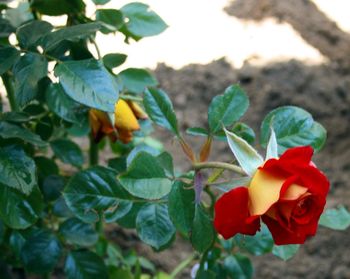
left=0, top=0, right=348, bottom=278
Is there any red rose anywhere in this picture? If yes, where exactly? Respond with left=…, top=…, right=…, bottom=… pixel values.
left=214, top=146, right=330, bottom=245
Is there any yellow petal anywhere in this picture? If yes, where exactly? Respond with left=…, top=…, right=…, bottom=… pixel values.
left=115, top=100, right=140, bottom=131
left=90, top=109, right=114, bottom=134
left=282, top=184, right=307, bottom=200
left=127, top=101, right=148, bottom=119
left=248, top=169, right=308, bottom=216
left=248, top=169, right=285, bottom=216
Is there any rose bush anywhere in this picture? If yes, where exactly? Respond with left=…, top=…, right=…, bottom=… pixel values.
left=214, top=146, right=330, bottom=245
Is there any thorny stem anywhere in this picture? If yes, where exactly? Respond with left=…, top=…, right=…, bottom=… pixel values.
left=1, top=73, right=18, bottom=111
left=192, top=161, right=245, bottom=175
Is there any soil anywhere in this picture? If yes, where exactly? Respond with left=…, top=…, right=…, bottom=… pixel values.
left=129, top=0, right=350, bottom=277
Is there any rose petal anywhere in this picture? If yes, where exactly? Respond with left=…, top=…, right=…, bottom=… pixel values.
left=115, top=100, right=140, bottom=131
left=248, top=170, right=285, bottom=216
left=296, top=165, right=330, bottom=196
left=279, top=146, right=313, bottom=165
left=262, top=215, right=307, bottom=245
left=281, top=181, right=308, bottom=201
left=214, top=187, right=260, bottom=239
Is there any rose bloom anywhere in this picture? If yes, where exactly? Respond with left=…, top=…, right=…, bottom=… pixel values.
left=89, top=99, right=147, bottom=144
left=214, top=146, right=330, bottom=245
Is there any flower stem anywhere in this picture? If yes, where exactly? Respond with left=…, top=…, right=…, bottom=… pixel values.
left=1, top=73, right=18, bottom=111
left=90, top=38, right=101, bottom=60
left=89, top=134, right=99, bottom=166
left=192, top=161, right=245, bottom=175
left=169, top=253, right=197, bottom=279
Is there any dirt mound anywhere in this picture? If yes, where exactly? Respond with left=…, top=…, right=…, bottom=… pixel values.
left=225, top=0, right=350, bottom=70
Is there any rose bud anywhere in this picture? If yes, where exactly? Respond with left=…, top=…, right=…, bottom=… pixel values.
left=89, top=99, right=147, bottom=144
left=214, top=146, right=330, bottom=245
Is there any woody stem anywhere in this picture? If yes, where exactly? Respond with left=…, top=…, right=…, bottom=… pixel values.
left=192, top=161, right=245, bottom=175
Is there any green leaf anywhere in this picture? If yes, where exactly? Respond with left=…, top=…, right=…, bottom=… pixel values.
left=65, top=250, right=108, bottom=279
left=126, top=144, right=161, bottom=167
left=0, top=185, right=43, bottom=229
left=96, top=9, right=124, bottom=34
left=0, top=220, right=4, bottom=245
left=230, top=123, right=256, bottom=144
left=42, top=174, right=65, bottom=202
left=0, top=46, right=20, bottom=75
left=118, top=68, right=157, bottom=94
left=120, top=2, right=167, bottom=38
left=46, top=83, right=85, bottom=124
left=16, top=20, right=53, bottom=49
left=104, top=200, right=133, bottom=223
left=117, top=202, right=143, bottom=229
left=208, top=85, right=249, bottom=134
left=55, top=59, right=118, bottom=112
left=9, top=230, right=27, bottom=260
left=20, top=229, right=62, bottom=274
left=156, top=152, right=174, bottom=177
left=108, top=156, right=127, bottom=174
left=0, top=121, right=47, bottom=147
left=119, top=152, right=172, bottom=200
left=260, top=106, right=327, bottom=153
left=225, top=128, right=263, bottom=176
left=186, top=127, right=209, bottom=137
left=319, top=206, right=350, bottom=230
left=53, top=197, right=73, bottom=218
left=136, top=203, right=175, bottom=249
left=109, top=267, right=133, bottom=279
left=0, top=112, right=31, bottom=123
left=35, top=156, right=59, bottom=182
left=4, top=3, right=33, bottom=27
left=35, top=115, right=53, bottom=141
left=234, top=224, right=273, bottom=256
left=168, top=181, right=195, bottom=235
left=191, top=205, right=214, bottom=253
left=0, top=145, right=37, bottom=195
left=50, top=138, right=84, bottom=168
left=92, top=0, right=111, bottom=4
left=31, top=0, right=85, bottom=16
left=272, top=244, right=300, bottom=261
left=223, top=254, right=253, bottom=279
left=59, top=218, right=98, bottom=247
left=41, top=22, right=100, bottom=51
left=143, top=88, right=179, bottom=135
left=63, top=166, right=132, bottom=223
left=0, top=18, right=15, bottom=39
left=12, top=53, right=48, bottom=107
left=103, top=53, right=127, bottom=70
